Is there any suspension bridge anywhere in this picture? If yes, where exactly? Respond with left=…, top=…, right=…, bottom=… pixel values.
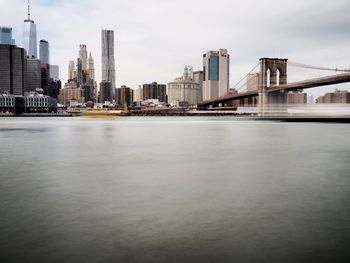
left=198, top=58, right=350, bottom=111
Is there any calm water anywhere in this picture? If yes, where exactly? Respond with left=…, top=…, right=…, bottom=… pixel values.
left=0, top=117, right=350, bottom=263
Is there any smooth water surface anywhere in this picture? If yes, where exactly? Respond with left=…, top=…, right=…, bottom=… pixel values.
left=0, top=117, right=349, bottom=262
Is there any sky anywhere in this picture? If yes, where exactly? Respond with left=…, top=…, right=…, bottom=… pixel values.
left=1, top=0, right=350, bottom=98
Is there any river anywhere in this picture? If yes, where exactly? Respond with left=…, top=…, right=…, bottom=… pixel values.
left=0, top=117, right=349, bottom=262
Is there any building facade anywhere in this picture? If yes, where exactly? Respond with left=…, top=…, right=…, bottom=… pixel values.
left=168, top=66, right=200, bottom=105
left=39, top=39, right=49, bottom=64
left=58, top=81, right=84, bottom=106
left=50, top=65, right=59, bottom=80
left=79, top=44, right=87, bottom=71
left=287, top=92, right=307, bottom=104
left=68, top=60, right=75, bottom=80
left=133, top=85, right=143, bottom=102
left=317, top=90, right=350, bottom=103
left=0, top=26, right=15, bottom=45
left=102, top=30, right=116, bottom=93
left=25, top=58, right=41, bottom=92
left=24, top=92, right=57, bottom=113
left=100, top=81, right=112, bottom=103
left=193, top=70, right=204, bottom=102
left=116, top=86, right=133, bottom=107
left=143, top=82, right=167, bottom=103
left=0, top=44, right=27, bottom=95
left=203, top=49, right=230, bottom=101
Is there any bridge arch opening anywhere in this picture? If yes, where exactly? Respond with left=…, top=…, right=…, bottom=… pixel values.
left=267, top=68, right=271, bottom=88
left=276, top=69, right=281, bottom=86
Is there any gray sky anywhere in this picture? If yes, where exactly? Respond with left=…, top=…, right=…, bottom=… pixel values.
left=1, top=0, right=349, bottom=98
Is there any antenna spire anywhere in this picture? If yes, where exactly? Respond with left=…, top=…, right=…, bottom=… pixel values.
left=27, top=0, right=31, bottom=20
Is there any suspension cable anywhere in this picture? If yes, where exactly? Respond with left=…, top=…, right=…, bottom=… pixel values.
left=288, top=61, right=350, bottom=72
left=232, top=62, right=260, bottom=90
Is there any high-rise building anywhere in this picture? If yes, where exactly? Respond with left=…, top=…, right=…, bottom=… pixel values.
left=143, top=82, right=167, bottom=103
left=0, top=44, right=26, bottom=95
left=116, top=85, right=133, bottom=106
left=39, top=39, right=49, bottom=64
left=22, top=0, right=37, bottom=58
left=133, top=85, right=143, bottom=102
left=50, top=65, right=59, bottom=80
left=100, top=81, right=112, bottom=103
left=87, top=52, right=95, bottom=80
left=203, top=49, right=230, bottom=100
left=168, top=66, right=200, bottom=105
left=0, top=26, right=15, bottom=45
left=76, top=58, right=83, bottom=86
left=68, top=60, right=75, bottom=80
left=79, top=44, right=87, bottom=71
left=25, top=58, right=41, bottom=92
left=101, top=30, right=116, bottom=94
left=193, top=70, right=204, bottom=102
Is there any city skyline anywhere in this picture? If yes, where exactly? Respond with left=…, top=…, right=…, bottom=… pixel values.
left=0, top=0, right=349, bottom=98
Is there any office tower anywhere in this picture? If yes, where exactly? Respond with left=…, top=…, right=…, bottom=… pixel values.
left=116, top=86, right=133, bottom=106
left=41, top=64, right=50, bottom=95
left=68, top=61, right=75, bottom=80
left=143, top=82, right=167, bottom=103
left=133, top=85, right=143, bottom=102
left=87, top=52, right=95, bottom=80
left=168, top=66, right=200, bottom=105
left=79, top=44, right=87, bottom=70
left=101, top=29, right=116, bottom=94
left=0, top=26, right=15, bottom=45
left=100, top=81, right=112, bottom=103
left=22, top=0, right=37, bottom=58
left=39, top=39, right=49, bottom=64
left=50, top=65, right=59, bottom=80
left=25, top=58, right=41, bottom=92
left=76, top=58, right=83, bottom=86
left=203, top=49, right=230, bottom=100
left=0, top=44, right=26, bottom=95
left=193, top=70, right=204, bottom=102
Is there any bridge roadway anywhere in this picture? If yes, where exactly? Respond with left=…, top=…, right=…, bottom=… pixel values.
left=198, top=73, right=350, bottom=107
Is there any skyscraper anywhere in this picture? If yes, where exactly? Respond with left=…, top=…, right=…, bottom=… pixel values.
left=203, top=49, right=230, bottom=100
left=22, top=0, right=37, bottom=58
left=0, top=44, right=26, bottom=95
left=25, top=58, right=41, bottom=92
left=87, top=52, right=95, bottom=80
left=68, top=60, right=75, bottom=80
left=39, top=39, right=49, bottom=64
left=101, top=29, right=116, bottom=94
left=79, top=44, right=87, bottom=71
left=0, top=26, right=15, bottom=45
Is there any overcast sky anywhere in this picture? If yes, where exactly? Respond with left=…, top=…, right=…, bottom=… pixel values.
left=1, top=0, right=349, bottom=97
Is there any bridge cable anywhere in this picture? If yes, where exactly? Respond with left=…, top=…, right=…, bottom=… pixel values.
left=288, top=61, right=350, bottom=73
left=232, top=62, right=260, bottom=91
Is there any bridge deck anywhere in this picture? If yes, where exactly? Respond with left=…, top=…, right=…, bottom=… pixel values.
left=198, top=73, right=350, bottom=107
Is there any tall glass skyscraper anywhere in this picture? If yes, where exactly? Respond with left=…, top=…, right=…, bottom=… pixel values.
left=101, top=30, right=116, bottom=93
left=0, top=26, right=15, bottom=45
left=22, top=0, right=37, bottom=59
left=39, top=39, right=49, bottom=64
left=203, top=49, right=230, bottom=100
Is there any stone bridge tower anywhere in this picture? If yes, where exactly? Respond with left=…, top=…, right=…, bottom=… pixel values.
left=258, top=58, right=288, bottom=107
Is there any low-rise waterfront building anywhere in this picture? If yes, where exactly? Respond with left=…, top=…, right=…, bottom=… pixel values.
left=317, top=89, right=350, bottom=104
left=24, top=92, right=57, bottom=113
